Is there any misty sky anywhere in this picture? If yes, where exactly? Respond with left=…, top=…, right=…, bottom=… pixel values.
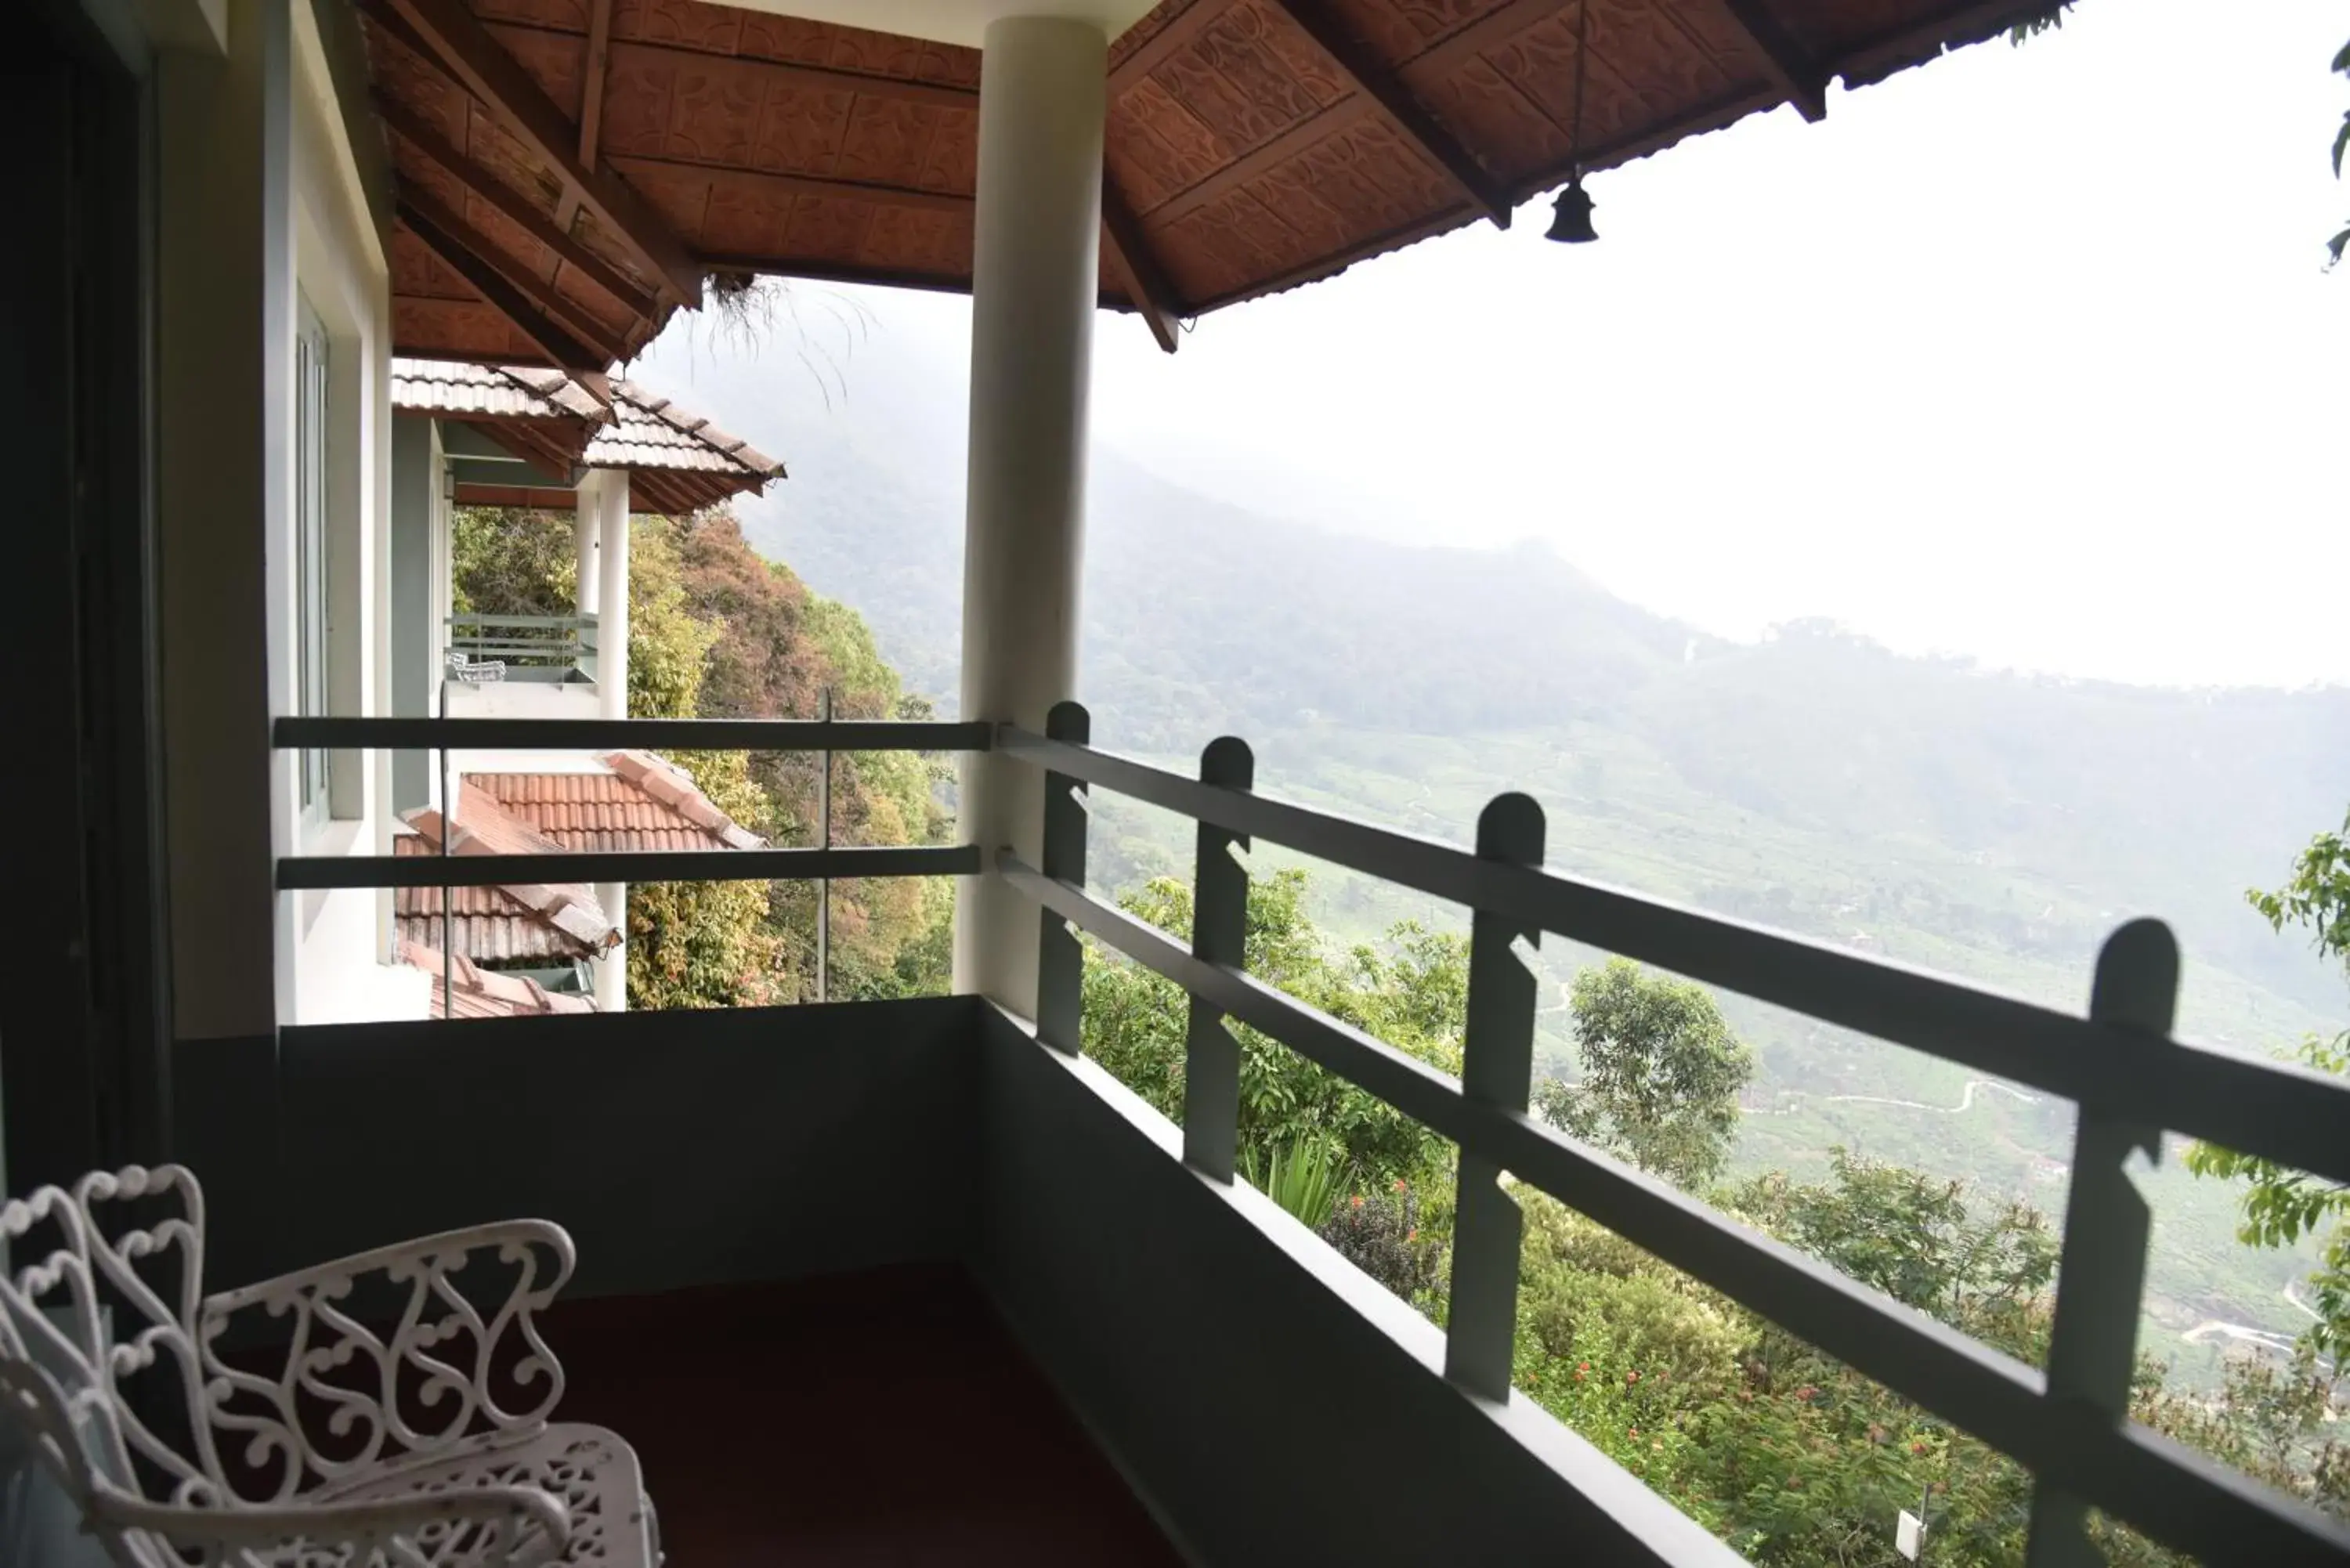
left=638, top=0, right=2349, bottom=692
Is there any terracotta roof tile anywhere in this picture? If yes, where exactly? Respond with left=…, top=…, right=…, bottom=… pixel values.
left=390, top=358, right=608, bottom=421
left=388, top=358, right=784, bottom=489
left=400, top=942, right=598, bottom=1019
left=397, top=757, right=764, bottom=966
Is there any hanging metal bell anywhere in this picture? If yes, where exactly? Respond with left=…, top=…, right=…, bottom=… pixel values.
left=1546, top=179, right=1597, bottom=244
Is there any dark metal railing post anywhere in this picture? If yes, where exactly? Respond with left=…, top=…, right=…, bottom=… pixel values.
left=1182, top=737, right=1254, bottom=1183
left=816, top=686, right=833, bottom=1003
left=1033, top=700, right=1090, bottom=1055
left=2023, top=916, right=2178, bottom=1568
left=1444, top=792, right=1546, bottom=1401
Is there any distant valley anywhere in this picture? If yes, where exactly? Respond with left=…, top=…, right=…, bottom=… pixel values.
left=643, top=334, right=2349, bottom=1357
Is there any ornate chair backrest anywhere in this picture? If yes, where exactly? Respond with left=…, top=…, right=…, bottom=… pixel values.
left=0, top=1165, right=225, bottom=1563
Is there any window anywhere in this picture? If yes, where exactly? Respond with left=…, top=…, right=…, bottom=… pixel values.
left=295, top=293, right=330, bottom=814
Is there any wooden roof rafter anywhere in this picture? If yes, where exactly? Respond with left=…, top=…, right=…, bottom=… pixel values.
left=405, top=183, right=633, bottom=363
left=1101, top=178, right=1182, bottom=353
left=1260, top=0, right=1514, bottom=229
left=356, top=0, right=2056, bottom=363
left=457, top=414, right=590, bottom=483
left=1715, top=0, right=1830, bottom=121
left=399, top=193, right=613, bottom=371
left=1108, top=0, right=1237, bottom=92
left=554, top=0, right=614, bottom=234
left=606, top=156, right=974, bottom=218
left=365, top=0, right=702, bottom=306
left=374, top=92, right=657, bottom=320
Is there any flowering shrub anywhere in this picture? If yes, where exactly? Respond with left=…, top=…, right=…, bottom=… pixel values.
left=1318, top=1180, right=1446, bottom=1304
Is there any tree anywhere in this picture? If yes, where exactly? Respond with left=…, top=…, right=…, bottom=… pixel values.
left=2330, top=38, right=2350, bottom=267
left=2186, top=809, right=2350, bottom=1364
left=667, top=512, right=953, bottom=1000
left=443, top=504, right=952, bottom=1010
left=450, top=506, right=575, bottom=619
left=618, top=517, right=781, bottom=1010
left=1536, top=959, right=1753, bottom=1189
left=1080, top=867, right=1464, bottom=1190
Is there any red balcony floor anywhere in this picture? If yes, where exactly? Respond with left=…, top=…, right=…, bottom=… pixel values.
left=541, top=1265, right=1184, bottom=1566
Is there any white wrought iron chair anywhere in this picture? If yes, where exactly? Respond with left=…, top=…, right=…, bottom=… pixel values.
left=0, top=1165, right=658, bottom=1568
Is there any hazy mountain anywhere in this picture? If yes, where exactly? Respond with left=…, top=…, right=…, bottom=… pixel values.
left=739, top=439, right=2349, bottom=1016
left=654, top=333, right=2346, bottom=1339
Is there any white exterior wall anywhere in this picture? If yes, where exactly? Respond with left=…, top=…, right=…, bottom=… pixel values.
left=282, top=1, right=425, bottom=1025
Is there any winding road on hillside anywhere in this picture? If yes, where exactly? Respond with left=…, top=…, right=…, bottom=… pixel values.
left=1823, top=1081, right=2042, bottom=1115
left=2181, top=1282, right=2334, bottom=1367
left=1735, top=1078, right=2044, bottom=1118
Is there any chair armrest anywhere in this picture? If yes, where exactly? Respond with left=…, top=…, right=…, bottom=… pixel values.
left=197, top=1221, right=576, bottom=1501
left=96, top=1478, right=572, bottom=1568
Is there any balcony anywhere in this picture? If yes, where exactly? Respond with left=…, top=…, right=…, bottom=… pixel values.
left=228, top=708, right=2350, bottom=1567
left=20, top=0, right=2348, bottom=1561
left=440, top=613, right=602, bottom=717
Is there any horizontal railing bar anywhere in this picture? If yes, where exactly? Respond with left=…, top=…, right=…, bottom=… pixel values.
left=996, top=728, right=2350, bottom=1190
left=999, top=854, right=2350, bottom=1565
left=447, top=633, right=581, bottom=644
left=279, top=844, right=979, bottom=891
left=445, top=646, right=580, bottom=659
left=272, top=717, right=992, bottom=753
left=446, top=613, right=597, bottom=627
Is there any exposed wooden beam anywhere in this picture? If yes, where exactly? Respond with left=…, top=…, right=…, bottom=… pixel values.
left=1263, top=0, right=1513, bottom=229
left=608, top=39, right=977, bottom=111
left=453, top=481, right=592, bottom=509
left=375, top=93, right=658, bottom=318
left=369, top=0, right=703, bottom=304
left=1397, top=0, right=1557, bottom=90
left=408, top=187, right=631, bottom=364
left=555, top=0, right=615, bottom=232
left=459, top=415, right=595, bottom=481
left=399, top=193, right=616, bottom=371
left=607, top=155, right=973, bottom=217
left=1716, top=0, right=1827, bottom=121
left=1108, top=0, right=1238, bottom=92
left=1100, top=179, right=1180, bottom=354
left=1145, top=96, right=1379, bottom=226
left=690, top=254, right=972, bottom=297
left=1831, top=0, right=2065, bottom=84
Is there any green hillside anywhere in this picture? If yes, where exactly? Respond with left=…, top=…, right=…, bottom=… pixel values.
left=734, top=435, right=2346, bottom=1363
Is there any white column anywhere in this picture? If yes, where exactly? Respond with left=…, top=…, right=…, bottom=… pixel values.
left=574, top=471, right=601, bottom=619
left=595, top=471, right=629, bottom=1011
left=595, top=470, right=630, bottom=720
left=952, top=16, right=1106, bottom=1014
left=595, top=883, right=627, bottom=1013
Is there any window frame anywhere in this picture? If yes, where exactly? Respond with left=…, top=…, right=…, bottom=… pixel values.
left=294, top=290, right=331, bottom=828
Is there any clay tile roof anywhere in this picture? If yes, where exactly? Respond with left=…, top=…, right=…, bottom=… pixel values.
left=391, top=357, right=784, bottom=516
left=403, top=755, right=765, bottom=966
left=390, top=358, right=607, bottom=421
left=597, top=750, right=769, bottom=850
left=400, top=941, right=598, bottom=1019
left=398, top=783, right=620, bottom=961
left=598, top=384, right=786, bottom=482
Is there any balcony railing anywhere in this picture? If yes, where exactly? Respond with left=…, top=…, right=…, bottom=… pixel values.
left=268, top=708, right=2350, bottom=1566
left=444, top=612, right=598, bottom=683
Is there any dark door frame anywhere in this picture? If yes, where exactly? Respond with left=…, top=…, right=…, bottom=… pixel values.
left=2, top=0, right=175, bottom=1194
